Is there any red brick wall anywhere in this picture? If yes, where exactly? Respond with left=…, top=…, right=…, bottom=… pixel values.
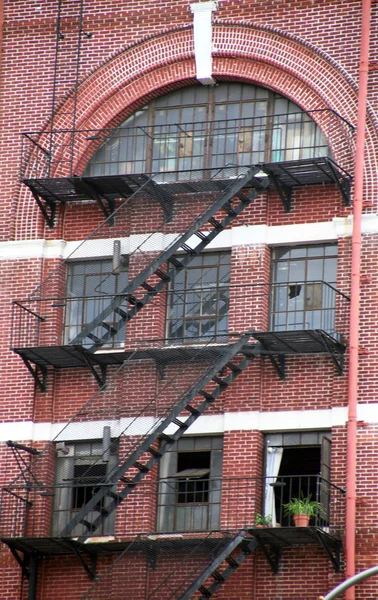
left=1, top=0, right=378, bottom=598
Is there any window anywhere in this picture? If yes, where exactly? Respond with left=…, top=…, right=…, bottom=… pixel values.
left=264, top=431, right=331, bottom=527
left=53, top=439, right=118, bottom=536
left=157, top=436, right=223, bottom=532
left=64, top=259, right=128, bottom=347
left=84, top=83, right=328, bottom=177
left=166, top=252, right=230, bottom=343
left=271, top=244, right=338, bottom=332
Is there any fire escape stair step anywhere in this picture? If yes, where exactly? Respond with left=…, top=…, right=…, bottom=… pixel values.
left=199, top=586, right=212, bottom=598
left=126, top=294, right=143, bottom=307
left=211, top=376, right=228, bottom=387
left=101, top=322, right=117, bottom=335
left=197, top=390, right=216, bottom=402
left=147, top=446, right=162, bottom=458
left=154, top=268, right=170, bottom=281
left=133, top=461, right=150, bottom=472
left=114, top=306, right=127, bottom=319
left=172, top=418, right=189, bottom=429
left=207, top=217, right=223, bottom=229
left=177, top=532, right=258, bottom=600
left=81, top=520, right=97, bottom=532
left=159, top=433, right=175, bottom=444
left=180, top=242, right=197, bottom=255
left=87, top=333, right=100, bottom=343
left=185, top=404, right=200, bottom=415
left=140, top=282, right=157, bottom=293
left=225, top=555, right=239, bottom=567
left=167, top=256, right=184, bottom=269
left=225, top=361, right=242, bottom=372
left=194, top=230, right=209, bottom=241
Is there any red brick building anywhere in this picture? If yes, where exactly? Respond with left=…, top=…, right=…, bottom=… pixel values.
left=0, top=1, right=377, bottom=598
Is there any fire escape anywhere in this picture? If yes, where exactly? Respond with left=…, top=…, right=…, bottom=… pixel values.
left=1, top=2, right=353, bottom=599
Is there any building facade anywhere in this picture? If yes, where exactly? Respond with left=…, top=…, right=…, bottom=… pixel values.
left=0, top=1, right=377, bottom=599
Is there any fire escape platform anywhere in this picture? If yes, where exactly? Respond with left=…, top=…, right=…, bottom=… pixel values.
left=248, top=526, right=342, bottom=573
left=22, top=169, right=268, bottom=227
left=12, top=328, right=345, bottom=372
left=22, top=156, right=352, bottom=227
left=1, top=532, right=233, bottom=558
left=260, top=156, right=351, bottom=208
left=253, top=329, right=346, bottom=355
left=253, top=329, right=346, bottom=376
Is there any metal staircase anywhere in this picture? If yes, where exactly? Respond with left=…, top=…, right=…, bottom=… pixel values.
left=67, top=166, right=269, bottom=351
left=59, top=335, right=260, bottom=537
left=178, top=532, right=258, bottom=600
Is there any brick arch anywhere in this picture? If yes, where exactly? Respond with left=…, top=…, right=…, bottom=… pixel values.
left=16, top=22, right=376, bottom=239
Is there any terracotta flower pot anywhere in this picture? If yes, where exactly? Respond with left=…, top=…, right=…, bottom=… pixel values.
left=293, top=513, right=310, bottom=527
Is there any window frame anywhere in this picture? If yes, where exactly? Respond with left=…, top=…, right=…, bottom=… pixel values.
left=64, top=258, right=128, bottom=348
left=270, top=244, right=338, bottom=333
left=157, top=436, right=223, bottom=533
left=53, top=439, right=118, bottom=537
left=166, top=251, right=231, bottom=344
left=84, top=83, right=329, bottom=177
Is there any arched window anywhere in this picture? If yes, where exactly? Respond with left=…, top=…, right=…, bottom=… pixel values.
left=85, top=83, right=328, bottom=177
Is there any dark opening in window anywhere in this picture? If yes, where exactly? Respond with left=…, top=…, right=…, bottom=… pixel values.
left=71, top=463, right=107, bottom=510
left=176, top=451, right=211, bottom=504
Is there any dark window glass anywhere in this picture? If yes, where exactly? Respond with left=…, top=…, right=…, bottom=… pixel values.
left=71, top=463, right=107, bottom=510
left=65, top=259, right=128, bottom=347
left=166, top=252, right=230, bottom=343
left=84, top=83, right=328, bottom=177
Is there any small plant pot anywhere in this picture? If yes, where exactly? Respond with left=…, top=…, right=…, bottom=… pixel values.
left=293, top=514, right=310, bottom=527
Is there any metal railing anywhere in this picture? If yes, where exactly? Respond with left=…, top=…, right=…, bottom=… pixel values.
left=20, top=109, right=354, bottom=181
left=10, top=281, right=350, bottom=352
left=0, top=475, right=345, bottom=540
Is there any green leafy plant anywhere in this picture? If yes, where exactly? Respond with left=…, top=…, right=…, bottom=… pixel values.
left=255, top=513, right=272, bottom=526
left=283, top=493, right=323, bottom=517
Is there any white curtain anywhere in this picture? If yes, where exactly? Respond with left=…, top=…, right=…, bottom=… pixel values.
left=264, top=446, right=283, bottom=526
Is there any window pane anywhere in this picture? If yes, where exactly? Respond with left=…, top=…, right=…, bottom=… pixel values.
left=272, top=245, right=338, bottom=333
left=167, top=253, right=230, bottom=342
left=65, top=260, right=127, bottom=348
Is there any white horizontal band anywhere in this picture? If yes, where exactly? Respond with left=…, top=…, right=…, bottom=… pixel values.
left=3, top=404, right=377, bottom=444
left=1, top=217, right=365, bottom=262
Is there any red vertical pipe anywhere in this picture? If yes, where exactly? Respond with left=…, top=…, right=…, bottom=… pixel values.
left=346, top=0, right=372, bottom=596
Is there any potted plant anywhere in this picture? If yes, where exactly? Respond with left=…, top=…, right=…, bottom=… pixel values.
left=283, top=494, right=323, bottom=527
left=255, top=513, right=272, bottom=528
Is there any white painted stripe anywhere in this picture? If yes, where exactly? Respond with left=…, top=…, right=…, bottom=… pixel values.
left=2, top=404, right=371, bottom=444
left=4, top=215, right=378, bottom=261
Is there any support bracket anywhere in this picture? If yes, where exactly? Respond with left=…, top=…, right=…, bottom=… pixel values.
left=21, top=356, right=47, bottom=392
left=325, top=160, right=351, bottom=206
left=269, top=173, right=292, bottom=212
left=81, top=352, right=107, bottom=389
left=31, top=190, right=56, bottom=229
left=95, top=196, right=116, bottom=224
left=145, top=179, right=175, bottom=222
left=317, top=332, right=345, bottom=376
left=9, top=546, right=31, bottom=579
left=255, top=537, right=281, bottom=574
left=70, top=542, right=97, bottom=580
left=267, top=354, right=286, bottom=380
left=69, top=178, right=116, bottom=225
left=315, top=531, right=342, bottom=573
